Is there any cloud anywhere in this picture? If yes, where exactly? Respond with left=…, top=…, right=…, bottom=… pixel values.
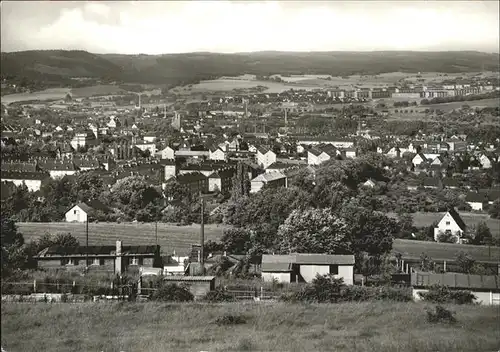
left=84, top=3, right=110, bottom=18
left=1, top=1, right=498, bottom=54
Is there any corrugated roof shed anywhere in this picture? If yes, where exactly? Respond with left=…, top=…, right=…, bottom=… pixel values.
left=412, top=271, right=500, bottom=290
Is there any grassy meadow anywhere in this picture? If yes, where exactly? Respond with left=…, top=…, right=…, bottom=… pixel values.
left=422, top=98, right=500, bottom=112
left=17, top=222, right=225, bottom=255
left=2, top=301, right=499, bottom=352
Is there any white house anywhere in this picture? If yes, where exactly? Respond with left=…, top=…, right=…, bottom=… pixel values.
left=163, top=161, right=176, bottom=181
left=256, top=147, right=277, bottom=169
left=412, top=153, right=427, bottom=166
left=209, top=147, right=226, bottom=161
left=158, top=146, right=175, bottom=160
left=343, top=148, right=358, bottom=159
left=433, top=209, right=467, bottom=243
left=362, top=179, right=376, bottom=188
left=65, top=201, right=110, bottom=223
left=479, top=154, right=493, bottom=169
left=250, top=171, right=287, bottom=193
left=65, top=203, right=92, bottom=223
left=465, top=192, right=488, bottom=211
left=261, top=253, right=355, bottom=285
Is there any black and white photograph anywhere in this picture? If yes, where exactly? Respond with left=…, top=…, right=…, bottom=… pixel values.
left=1, top=1, right=499, bottom=351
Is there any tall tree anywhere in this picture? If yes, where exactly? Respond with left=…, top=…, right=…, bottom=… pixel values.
left=277, top=208, right=352, bottom=254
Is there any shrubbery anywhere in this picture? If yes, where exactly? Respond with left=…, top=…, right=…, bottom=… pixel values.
left=150, top=283, right=194, bottom=302
left=426, top=305, right=457, bottom=324
left=214, top=314, right=247, bottom=326
left=417, top=285, right=476, bottom=304
left=203, top=288, right=235, bottom=303
left=279, top=274, right=412, bottom=303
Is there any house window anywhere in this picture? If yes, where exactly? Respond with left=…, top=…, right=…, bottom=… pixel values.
left=68, top=259, right=79, bottom=265
left=139, top=257, right=144, bottom=266
left=74, top=210, right=77, bottom=215
left=93, top=258, right=100, bottom=266
left=131, top=257, right=139, bottom=265
left=100, top=258, right=105, bottom=266
left=60, top=258, right=69, bottom=265
left=329, top=265, right=339, bottom=275
left=445, top=221, right=450, bottom=226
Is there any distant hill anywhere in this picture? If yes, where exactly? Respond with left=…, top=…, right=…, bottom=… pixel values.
left=1, top=50, right=499, bottom=86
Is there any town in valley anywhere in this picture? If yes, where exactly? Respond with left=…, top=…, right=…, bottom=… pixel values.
left=1, top=1, right=500, bottom=352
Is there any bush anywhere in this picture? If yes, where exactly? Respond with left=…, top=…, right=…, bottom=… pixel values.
left=150, top=283, right=193, bottom=302
left=214, top=314, right=247, bottom=326
left=418, top=285, right=476, bottom=304
left=203, top=288, right=235, bottom=303
left=279, top=278, right=412, bottom=303
left=426, top=305, right=457, bottom=324
left=341, top=285, right=412, bottom=302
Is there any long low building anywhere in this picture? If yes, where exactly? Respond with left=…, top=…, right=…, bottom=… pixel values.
left=411, top=271, right=500, bottom=305
left=261, top=253, right=355, bottom=285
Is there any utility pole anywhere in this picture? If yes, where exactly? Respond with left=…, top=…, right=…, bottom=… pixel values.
left=200, top=195, right=205, bottom=276
left=155, top=218, right=158, bottom=246
left=85, top=217, right=89, bottom=272
left=199, top=192, right=215, bottom=276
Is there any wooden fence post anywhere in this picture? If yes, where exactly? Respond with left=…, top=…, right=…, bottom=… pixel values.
left=33, top=280, right=36, bottom=293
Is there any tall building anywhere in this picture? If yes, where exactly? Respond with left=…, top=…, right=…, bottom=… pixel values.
left=172, top=111, right=181, bottom=131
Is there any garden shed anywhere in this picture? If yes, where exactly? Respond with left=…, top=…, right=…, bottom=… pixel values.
left=163, top=276, right=215, bottom=299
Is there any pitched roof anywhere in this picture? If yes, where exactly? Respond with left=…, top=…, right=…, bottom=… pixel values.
left=261, top=262, right=293, bottom=272
left=447, top=208, right=466, bottom=231
left=465, top=192, right=489, bottom=203
left=36, top=245, right=158, bottom=257
left=478, top=189, right=500, bottom=202
left=1, top=171, right=49, bottom=181
left=251, top=171, right=286, bottom=183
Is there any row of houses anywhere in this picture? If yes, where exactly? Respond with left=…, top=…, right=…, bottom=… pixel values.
left=31, top=238, right=500, bottom=304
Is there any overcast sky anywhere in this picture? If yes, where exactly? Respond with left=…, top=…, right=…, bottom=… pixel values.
left=1, top=1, right=499, bottom=54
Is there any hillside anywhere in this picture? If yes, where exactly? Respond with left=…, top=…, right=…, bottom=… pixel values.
left=1, top=50, right=499, bottom=86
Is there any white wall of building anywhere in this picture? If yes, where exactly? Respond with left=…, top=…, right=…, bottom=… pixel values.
left=467, top=201, right=484, bottom=211
left=434, top=212, right=464, bottom=241
left=65, top=205, right=88, bottom=223
left=50, top=170, right=77, bottom=179
left=2, top=179, right=42, bottom=192
left=262, top=272, right=291, bottom=283
left=209, top=149, right=226, bottom=161
left=413, top=289, right=500, bottom=305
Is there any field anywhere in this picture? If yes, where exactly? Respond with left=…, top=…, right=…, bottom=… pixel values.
left=2, top=84, right=156, bottom=104
left=1, top=301, right=499, bottom=352
left=422, top=98, right=500, bottom=112
left=409, top=212, right=500, bottom=237
left=17, top=220, right=500, bottom=263
left=70, top=85, right=126, bottom=98
left=17, top=222, right=225, bottom=256
left=1, top=88, right=71, bottom=104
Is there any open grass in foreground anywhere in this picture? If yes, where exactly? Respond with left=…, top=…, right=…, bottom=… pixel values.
left=1, top=302, right=499, bottom=352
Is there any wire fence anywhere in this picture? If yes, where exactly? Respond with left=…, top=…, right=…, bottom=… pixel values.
left=1, top=281, right=281, bottom=303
